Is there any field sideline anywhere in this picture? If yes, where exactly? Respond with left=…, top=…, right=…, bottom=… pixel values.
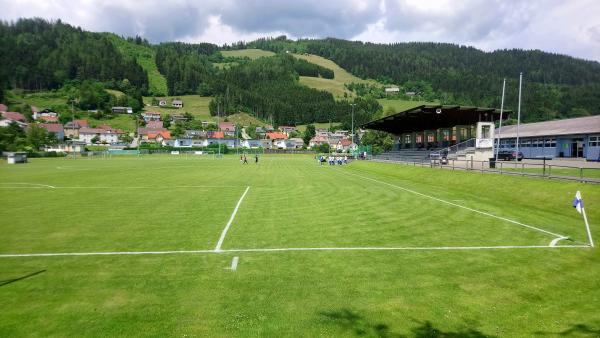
left=0, top=155, right=598, bottom=336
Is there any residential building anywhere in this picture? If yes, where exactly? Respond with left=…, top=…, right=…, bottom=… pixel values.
left=184, top=130, right=205, bottom=139
left=147, top=131, right=172, bottom=144
left=33, top=108, right=57, bottom=120
left=111, top=106, right=133, bottom=114
left=336, top=139, right=356, bottom=152
left=142, top=112, right=161, bottom=122
left=0, top=103, right=7, bottom=112
left=266, top=132, right=288, bottom=140
left=38, top=123, right=65, bottom=141
left=172, top=100, right=183, bottom=108
left=170, top=113, right=187, bottom=122
left=2, top=111, right=26, bottom=122
left=0, top=119, right=27, bottom=128
left=146, top=121, right=163, bottom=129
left=79, top=127, right=124, bottom=144
left=289, top=137, right=305, bottom=148
left=219, top=122, right=236, bottom=136
left=279, top=126, right=297, bottom=134
left=241, top=139, right=263, bottom=148
left=309, top=135, right=329, bottom=148
left=158, top=99, right=167, bottom=107
left=173, top=139, right=193, bottom=147
left=38, top=115, right=58, bottom=123
left=64, top=119, right=89, bottom=138
left=385, top=87, right=400, bottom=95
left=207, top=131, right=224, bottom=139
left=138, top=127, right=168, bottom=141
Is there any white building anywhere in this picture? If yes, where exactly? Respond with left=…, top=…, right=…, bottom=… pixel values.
left=79, top=127, right=124, bottom=144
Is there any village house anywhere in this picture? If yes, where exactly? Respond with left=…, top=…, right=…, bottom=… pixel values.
left=184, top=130, right=205, bottom=139
left=138, top=127, right=168, bottom=141
left=335, top=139, right=357, bottom=152
left=158, top=99, right=167, bottom=107
left=33, top=108, right=57, bottom=120
left=266, top=132, right=288, bottom=141
left=146, top=131, right=172, bottom=144
left=172, top=100, right=183, bottom=108
left=146, top=121, right=163, bottom=129
left=38, top=123, right=65, bottom=141
left=0, top=119, right=27, bottom=128
left=111, top=106, right=133, bottom=114
left=385, top=87, right=400, bottom=95
left=0, top=103, right=7, bottom=112
left=279, top=126, right=297, bottom=135
left=79, top=126, right=124, bottom=144
left=241, top=139, right=263, bottom=149
left=170, top=113, right=187, bottom=122
left=206, top=131, right=224, bottom=139
left=141, top=112, right=161, bottom=122
left=38, top=115, right=59, bottom=123
left=2, top=111, right=27, bottom=122
left=309, top=135, right=328, bottom=148
left=64, top=119, right=89, bottom=138
left=219, top=122, right=236, bottom=137
left=289, top=137, right=305, bottom=148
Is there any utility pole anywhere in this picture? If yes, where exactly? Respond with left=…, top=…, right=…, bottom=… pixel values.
left=495, top=78, right=506, bottom=161
left=350, top=103, right=357, bottom=146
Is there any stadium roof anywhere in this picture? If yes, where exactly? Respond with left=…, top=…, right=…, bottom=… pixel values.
left=497, top=115, right=600, bottom=139
left=362, top=105, right=510, bottom=134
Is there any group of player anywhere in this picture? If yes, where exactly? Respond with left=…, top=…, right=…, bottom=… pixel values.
left=240, top=154, right=259, bottom=164
left=318, top=155, right=348, bottom=166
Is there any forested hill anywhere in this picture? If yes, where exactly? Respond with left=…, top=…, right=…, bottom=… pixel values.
left=242, top=37, right=600, bottom=122
left=0, top=19, right=149, bottom=95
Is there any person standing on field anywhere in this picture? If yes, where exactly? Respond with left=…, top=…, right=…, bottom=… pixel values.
left=255, top=154, right=259, bottom=164
left=243, top=155, right=248, bottom=164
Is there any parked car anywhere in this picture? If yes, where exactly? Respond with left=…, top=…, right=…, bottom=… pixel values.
left=497, top=150, right=523, bottom=161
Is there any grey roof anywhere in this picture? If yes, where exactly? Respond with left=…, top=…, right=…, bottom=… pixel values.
left=497, top=115, right=600, bottom=139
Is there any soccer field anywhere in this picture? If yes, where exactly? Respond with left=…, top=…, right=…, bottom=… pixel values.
left=1, top=155, right=599, bottom=337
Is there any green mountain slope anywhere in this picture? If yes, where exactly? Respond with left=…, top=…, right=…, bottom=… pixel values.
left=103, top=33, right=168, bottom=96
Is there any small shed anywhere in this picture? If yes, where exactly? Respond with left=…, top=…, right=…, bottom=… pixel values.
left=6, top=152, right=27, bottom=164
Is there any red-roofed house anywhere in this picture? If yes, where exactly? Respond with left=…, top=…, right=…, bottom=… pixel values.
left=37, top=123, right=65, bottom=141
left=266, top=132, right=288, bottom=140
left=2, top=112, right=26, bottom=122
left=336, top=138, right=356, bottom=152
left=309, top=135, right=328, bottom=148
left=38, top=115, right=59, bottom=123
left=64, top=119, right=89, bottom=138
left=147, top=131, right=172, bottom=144
left=79, top=127, right=124, bottom=144
left=207, top=131, right=224, bottom=139
left=219, top=122, right=236, bottom=136
left=146, top=121, right=163, bottom=129
left=0, top=104, right=8, bottom=112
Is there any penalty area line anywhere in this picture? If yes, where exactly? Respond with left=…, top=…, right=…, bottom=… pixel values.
left=214, top=186, right=251, bottom=252
left=0, top=245, right=591, bottom=258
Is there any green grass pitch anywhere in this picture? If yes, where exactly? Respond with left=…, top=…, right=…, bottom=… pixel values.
left=0, top=155, right=599, bottom=336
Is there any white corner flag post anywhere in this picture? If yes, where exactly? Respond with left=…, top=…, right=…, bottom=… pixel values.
left=574, top=191, right=594, bottom=247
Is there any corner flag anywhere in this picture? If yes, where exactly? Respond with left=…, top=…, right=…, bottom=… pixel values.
left=573, top=191, right=584, bottom=214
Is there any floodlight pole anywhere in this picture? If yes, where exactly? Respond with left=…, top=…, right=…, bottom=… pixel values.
left=495, top=78, right=506, bottom=162
left=350, top=103, right=356, bottom=146
left=515, top=72, right=522, bottom=161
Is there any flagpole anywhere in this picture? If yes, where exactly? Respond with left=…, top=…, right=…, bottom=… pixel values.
left=495, top=78, right=506, bottom=161
left=582, top=206, right=594, bottom=247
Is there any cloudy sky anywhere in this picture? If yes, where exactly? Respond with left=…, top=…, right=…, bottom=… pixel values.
left=2, top=0, right=600, bottom=61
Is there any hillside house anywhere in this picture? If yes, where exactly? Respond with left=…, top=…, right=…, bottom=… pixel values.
left=38, top=123, right=65, bottom=141
left=290, top=137, right=305, bottom=148
left=33, top=108, right=57, bottom=120
left=172, top=100, right=183, bottom=108
left=266, top=132, right=288, bottom=141
left=38, top=115, right=58, bottom=123
left=219, top=122, right=236, bottom=136
left=2, top=111, right=26, bottom=122
left=336, top=139, right=356, bottom=152
left=64, top=119, right=89, bottom=138
left=385, top=87, right=400, bottom=95
left=309, top=135, right=328, bottom=148
left=279, top=126, right=297, bottom=134
left=158, top=100, right=167, bottom=107
left=138, top=127, right=168, bottom=141
left=79, top=127, right=124, bottom=144
left=111, top=106, right=133, bottom=114
left=142, top=112, right=161, bottom=122
left=147, top=131, right=172, bottom=144
left=146, top=121, right=163, bottom=129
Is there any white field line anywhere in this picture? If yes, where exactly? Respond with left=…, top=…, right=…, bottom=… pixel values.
left=340, top=169, right=568, bottom=239
left=214, top=186, right=251, bottom=252
left=0, top=245, right=590, bottom=258
left=0, top=185, right=241, bottom=189
left=549, top=236, right=568, bottom=247
left=0, top=183, right=55, bottom=189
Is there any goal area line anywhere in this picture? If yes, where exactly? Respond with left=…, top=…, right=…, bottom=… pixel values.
left=0, top=244, right=591, bottom=258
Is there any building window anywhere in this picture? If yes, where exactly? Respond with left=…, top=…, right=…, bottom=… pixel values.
left=443, top=130, right=450, bottom=141
left=481, top=125, right=491, bottom=139
left=546, top=138, right=556, bottom=147
left=589, top=136, right=599, bottom=147
left=427, top=134, right=435, bottom=142
left=460, top=128, right=467, bottom=139
left=404, top=135, right=411, bottom=144
left=416, top=135, right=423, bottom=143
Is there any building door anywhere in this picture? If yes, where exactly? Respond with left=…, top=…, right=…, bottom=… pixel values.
left=571, top=139, right=584, bottom=157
